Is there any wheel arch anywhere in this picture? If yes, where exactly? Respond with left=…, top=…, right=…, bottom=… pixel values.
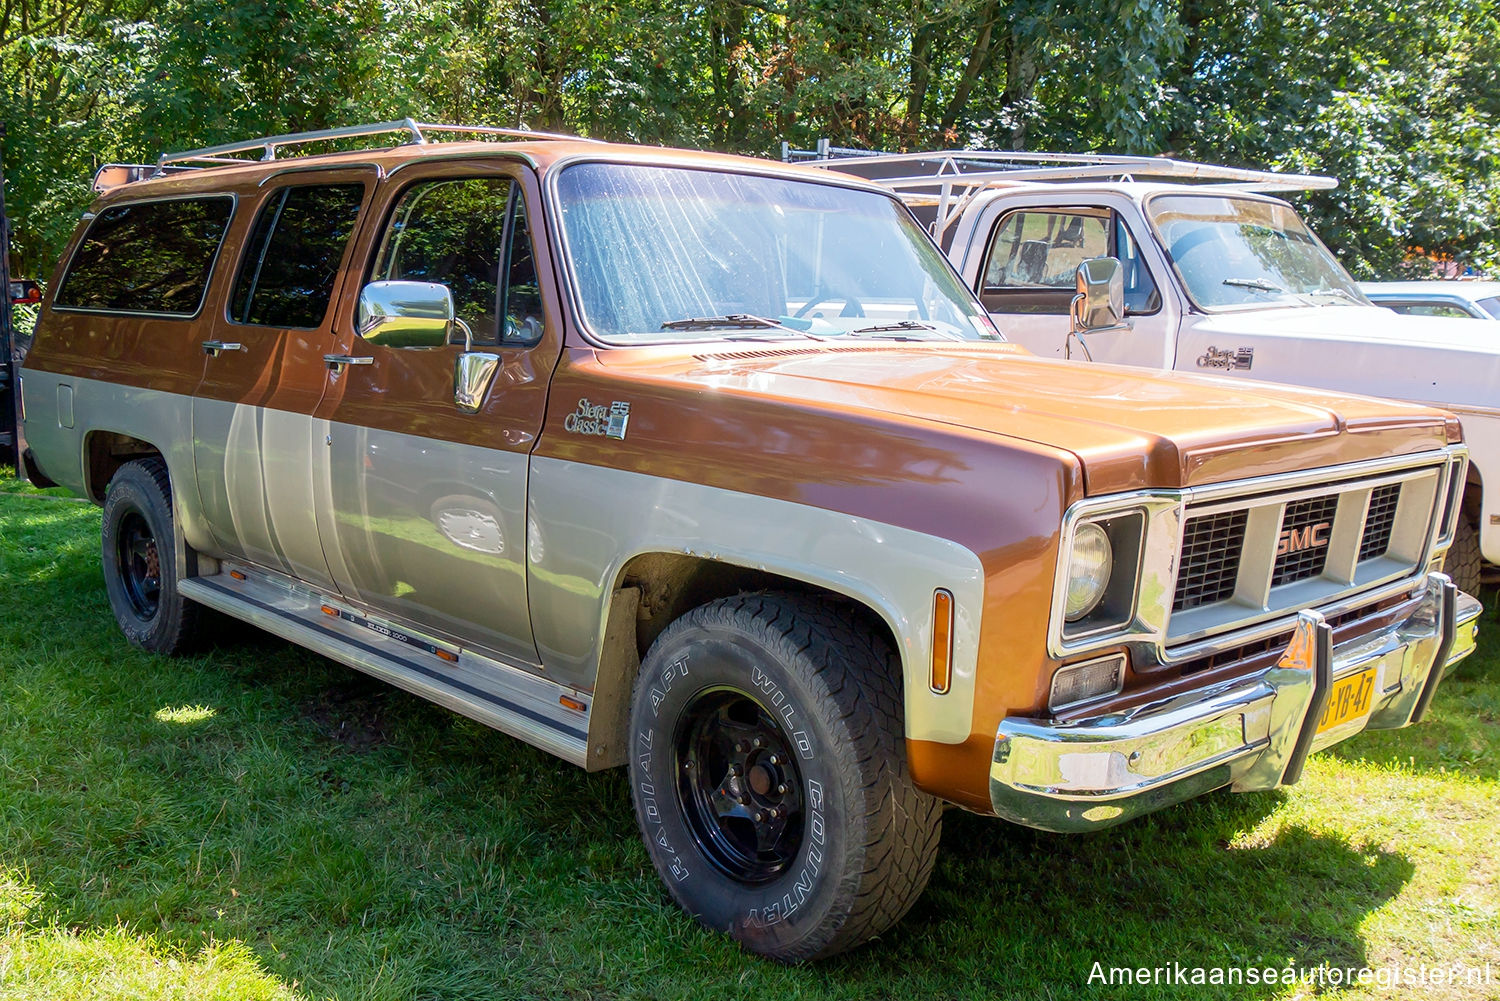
left=584, top=551, right=908, bottom=771
left=83, top=429, right=167, bottom=503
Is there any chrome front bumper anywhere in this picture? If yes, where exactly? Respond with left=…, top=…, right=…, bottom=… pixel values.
left=990, top=574, right=1483, bottom=833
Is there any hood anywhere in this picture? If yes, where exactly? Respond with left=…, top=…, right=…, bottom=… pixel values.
left=1187, top=305, right=1500, bottom=411
left=604, top=341, right=1456, bottom=496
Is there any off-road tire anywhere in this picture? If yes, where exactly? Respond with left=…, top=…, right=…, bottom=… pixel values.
left=101, top=458, right=203, bottom=654
left=627, top=592, right=942, bottom=962
left=1449, top=517, right=1482, bottom=597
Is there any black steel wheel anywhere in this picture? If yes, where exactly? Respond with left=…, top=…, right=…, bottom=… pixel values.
left=101, top=458, right=203, bottom=654
left=675, top=687, right=806, bottom=884
left=628, top=592, right=942, bottom=962
left=115, top=510, right=162, bottom=621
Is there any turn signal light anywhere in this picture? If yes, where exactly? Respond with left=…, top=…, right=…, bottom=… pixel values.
left=930, top=589, right=954, bottom=694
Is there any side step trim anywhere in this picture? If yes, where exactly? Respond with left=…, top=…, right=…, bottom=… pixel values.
left=180, top=574, right=591, bottom=766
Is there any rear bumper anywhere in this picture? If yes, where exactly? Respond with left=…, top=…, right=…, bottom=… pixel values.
left=989, top=575, right=1480, bottom=833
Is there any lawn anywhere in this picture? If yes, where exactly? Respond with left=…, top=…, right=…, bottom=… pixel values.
left=0, top=469, right=1496, bottom=1000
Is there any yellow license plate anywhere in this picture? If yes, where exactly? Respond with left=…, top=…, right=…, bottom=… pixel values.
left=1316, top=667, right=1377, bottom=734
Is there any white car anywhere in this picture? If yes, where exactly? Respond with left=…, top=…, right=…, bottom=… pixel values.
left=797, top=148, right=1498, bottom=594
left=1361, top=280, right=1500, bottom=320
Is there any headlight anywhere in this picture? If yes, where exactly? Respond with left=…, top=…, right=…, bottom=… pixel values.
left=1065, top=522, right=1113, bottom=621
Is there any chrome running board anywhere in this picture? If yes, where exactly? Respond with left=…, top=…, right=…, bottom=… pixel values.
left=179, top=562, right=591, bottom=766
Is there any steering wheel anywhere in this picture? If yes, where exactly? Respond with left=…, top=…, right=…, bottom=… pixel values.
left=793, top=293, right=865, bottom=319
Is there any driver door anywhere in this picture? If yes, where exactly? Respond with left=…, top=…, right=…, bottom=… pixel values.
left=312, top=160, right=559, bottom=665
left=976, top=203, right=1174, bottom=366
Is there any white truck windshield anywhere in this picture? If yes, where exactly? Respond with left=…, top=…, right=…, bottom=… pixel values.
left=1148, top=194, right=1369, bottom=311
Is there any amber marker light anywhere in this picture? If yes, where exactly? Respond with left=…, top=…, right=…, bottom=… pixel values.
left=931, top=589, right=955, bottom=694
left=320, top=605, right=339, bottom=617
left=559, top=695, right=588, bottom=713
left=228, top=569, right=246, bottom=581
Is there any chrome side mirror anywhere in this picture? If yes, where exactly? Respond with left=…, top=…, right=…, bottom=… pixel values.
left=357, top=280, right=455, bottom=349
left=1071, top=257, right=1126, bottom=332
left=1066, top=257, right=1128, bottom=361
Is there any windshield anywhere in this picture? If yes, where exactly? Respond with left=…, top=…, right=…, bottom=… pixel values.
left=554, top=162, right=1000, bottom=343
left=1147, top=194, right=1369, bottom=311
left=1479, top=296, right=1500, bottom=320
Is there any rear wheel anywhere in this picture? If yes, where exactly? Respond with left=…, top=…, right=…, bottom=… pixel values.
left=628, top=592, right=942, bottom=962
left=101, top=458, right=203, bottom=654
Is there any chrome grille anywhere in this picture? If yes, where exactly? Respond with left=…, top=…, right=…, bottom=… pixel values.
left=1359, top=483, right=1402, bottom=561
left=1164, top=459, right=1446, bottom=647
left=1271, top=494, right=1339, bottom=586
left=1174, top=510, right=1247, bottom=611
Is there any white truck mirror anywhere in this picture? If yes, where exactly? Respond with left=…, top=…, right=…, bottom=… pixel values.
left=1071, top=257, right=1126, bottom=332
left=1067, top=257, right=1128, bottom=360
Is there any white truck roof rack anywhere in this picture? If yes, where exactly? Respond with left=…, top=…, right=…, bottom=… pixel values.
left=782, top=145, right=1337, bottom=241
left=93, top=119, right=602, bottom=192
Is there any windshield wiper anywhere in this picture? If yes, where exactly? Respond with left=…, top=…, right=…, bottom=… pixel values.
left=849, top=320, right=939, bottom=335
left=661, top=314, right=812, bottom=336
left=1305, top=287, right=1363, bottom=305
left=1222, top=277, right=1286, bottom=294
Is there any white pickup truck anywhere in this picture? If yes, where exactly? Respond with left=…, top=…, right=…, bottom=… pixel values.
left=797, top=149, right=1498, bottom=595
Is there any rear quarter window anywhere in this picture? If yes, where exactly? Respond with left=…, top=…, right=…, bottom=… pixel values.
left=54, top=197, right=234, bottom=316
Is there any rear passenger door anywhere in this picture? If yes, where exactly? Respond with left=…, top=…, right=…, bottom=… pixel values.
left=311, top=159, right=559, bottom=667
left=192, top=169, right=374, bottom=590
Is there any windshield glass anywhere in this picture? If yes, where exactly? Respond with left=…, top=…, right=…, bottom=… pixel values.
left=1478, top=296, right=1500, bottom=320
left=1147, top=194, right=1368, bottom=311
left=555, top=162, right=1000, bottom=343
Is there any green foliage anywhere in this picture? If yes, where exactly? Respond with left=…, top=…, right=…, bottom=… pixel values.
left=2, top=0, right=1499, bottom=277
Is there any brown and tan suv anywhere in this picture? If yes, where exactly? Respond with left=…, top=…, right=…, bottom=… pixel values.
left=15, top=121, right=1483, bottom=961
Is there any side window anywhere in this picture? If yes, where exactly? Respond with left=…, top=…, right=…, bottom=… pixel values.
left=1113, top=216, right=1161, bottom=314
left=230, top=184, right=365, bottom=328
left=371, top=176, right=544, bottom=347
left=980, top=209, right=1108, bottom=314
left=1392, top=302, right=1478, bottom=319
left=55, top=197, right=233, bottom=316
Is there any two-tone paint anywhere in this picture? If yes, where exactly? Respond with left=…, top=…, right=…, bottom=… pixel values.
left=17, top=139, right=1475, bottom=816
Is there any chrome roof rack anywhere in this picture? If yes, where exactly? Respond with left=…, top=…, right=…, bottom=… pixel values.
left=156, top=118, right=600, bottom=170
left=782, top=145, right=1337, bottom=240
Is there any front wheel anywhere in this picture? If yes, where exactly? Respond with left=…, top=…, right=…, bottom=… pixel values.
left=100, top=458, right=203, bottom=654
left=1449, top=517, right=1482, bottom=597
left=628, top=593, right=942, bottom=962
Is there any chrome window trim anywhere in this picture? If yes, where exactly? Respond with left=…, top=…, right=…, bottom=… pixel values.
left=51, top=192, right=238, bottom=321
left=1046, top=445, right=1467, bottom=662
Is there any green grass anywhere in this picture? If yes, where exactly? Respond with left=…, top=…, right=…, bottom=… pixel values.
left=1, top=468, right=1496, bottom=1000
